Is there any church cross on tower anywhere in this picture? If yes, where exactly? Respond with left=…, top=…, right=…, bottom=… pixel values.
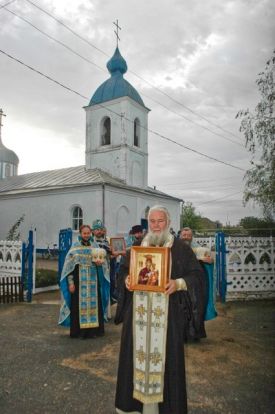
left=113, top=19, right=121, bottom=47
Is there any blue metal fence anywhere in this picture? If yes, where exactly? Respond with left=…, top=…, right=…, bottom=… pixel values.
left=58, top=228, right=73, bottom=282
left=21, top=230, right=34, bottom=302
left=215, top=231, right=227, bottom=302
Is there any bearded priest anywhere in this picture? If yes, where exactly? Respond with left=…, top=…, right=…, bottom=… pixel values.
left=115, top=205, right=202, bottom=414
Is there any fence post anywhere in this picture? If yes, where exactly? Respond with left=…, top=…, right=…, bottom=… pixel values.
left=58, top=228, right=73, bottom=283
left=21, top=242, right=26, bottom=284
left=32, top=229, right=37, bottom=295
left=215, top=231, right=227, bottom=302
left=27, top=230, right=34, bottom=303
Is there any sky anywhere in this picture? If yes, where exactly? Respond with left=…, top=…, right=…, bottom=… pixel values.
left=0, top=0, right=274, bottom=225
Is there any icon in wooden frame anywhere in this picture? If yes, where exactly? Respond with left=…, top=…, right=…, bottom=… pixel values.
left=110, top=237, right=126, bottom=255
left=129, top=246, right=170, bottom=292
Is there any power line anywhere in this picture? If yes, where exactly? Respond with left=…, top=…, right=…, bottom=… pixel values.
left=160, top=184, right=238, bottom=191
left=139, top=90, right=244, bottom=148
left=22, top=0, right=243, bottom=146
left=0, top=49, right=88, bottom=100
left=3, top=4, right=244, bottom=149
left=0, top=48, right=246, bottom=172
left=24, top=0, right=109, bottom=57
left=3, top=7, right=105, bottom=72
left=196, top=191, right=243, bottom=206
left=130, top=72, right=243, bottom=143
left=0, top=0, right=16, bottom=9
left=146, top=126, right=245, bottom=171
left=155, top=175, right=243, bottom=186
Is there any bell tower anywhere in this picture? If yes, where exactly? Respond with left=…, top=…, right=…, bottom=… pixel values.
left=84, top=41, right=150, bottom=188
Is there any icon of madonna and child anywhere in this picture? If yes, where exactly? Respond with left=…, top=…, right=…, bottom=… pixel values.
left=138, top=255, right=160, bottom=286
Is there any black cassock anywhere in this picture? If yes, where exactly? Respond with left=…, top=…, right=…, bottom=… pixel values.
left=185, top=258, right=208, bottom=341
left=115, top=238, right=202, bottom=414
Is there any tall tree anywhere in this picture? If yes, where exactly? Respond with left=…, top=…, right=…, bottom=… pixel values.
left=180, top=202, right=202, bottom=230
left=236, top=51, right=275, bottom=218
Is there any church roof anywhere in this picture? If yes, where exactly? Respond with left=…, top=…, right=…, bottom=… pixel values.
left=89, top=47, right=145, bottom=108
left=0, top=165, right=181, bottom=201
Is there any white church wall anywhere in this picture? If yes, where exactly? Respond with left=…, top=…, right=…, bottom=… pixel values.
left=86, top=97, right=148, bottom=150
left=131, top=160, right=143, bottom=187
left=0, top=184, right=180, bottom=248
left=0, top=186, right=103, bottom=248
left=104, top=186, right=181, bottom=236
left=122, top=97, right=149, bottom=153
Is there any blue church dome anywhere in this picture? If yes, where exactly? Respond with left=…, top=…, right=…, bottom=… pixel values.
left=89, top=47, right=145, bottom=107
left=0, top=140, right=19, bottom=164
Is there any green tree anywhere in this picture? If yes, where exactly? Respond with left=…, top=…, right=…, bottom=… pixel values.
left=236, top=51, right=275, bottom=218
left=6, top=214, right=25, bottom=241
left=239, top=216, right=275, bottom=237
left=180, top=202, right=202, bottom=230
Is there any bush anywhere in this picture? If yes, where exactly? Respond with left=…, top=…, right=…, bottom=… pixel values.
left=35, top=269, right=58, bottom=288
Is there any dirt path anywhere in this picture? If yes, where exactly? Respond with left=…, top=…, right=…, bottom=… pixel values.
left=0, top=294, right=274, bottom=413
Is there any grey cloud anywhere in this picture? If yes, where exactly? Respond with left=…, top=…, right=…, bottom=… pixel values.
left=1, top=0, right=271, bottom=223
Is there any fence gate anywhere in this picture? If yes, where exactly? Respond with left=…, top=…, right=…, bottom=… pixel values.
left=58, top=228, right=73, bottom=282
left=0, top=240, right=24, bottom=303
left=215, top=232, right=227, bottom=302
left=21, top=230, right=35, bottom=302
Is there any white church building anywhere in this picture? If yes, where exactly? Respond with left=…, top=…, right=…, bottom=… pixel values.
left=0, top=47, right=181, bottom=248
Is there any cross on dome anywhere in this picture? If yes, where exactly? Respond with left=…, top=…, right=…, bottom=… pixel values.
left=113, top=19, right=121, bottom=47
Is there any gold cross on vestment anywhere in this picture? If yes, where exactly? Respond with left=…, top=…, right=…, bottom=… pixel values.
left=113, top=19, right=121, bottom=46
left=150, top=349, right=162, bottom=365
left=136, top=304, right=146, bottom=318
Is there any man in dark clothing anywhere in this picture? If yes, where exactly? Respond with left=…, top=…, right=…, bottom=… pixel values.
left=115, top=206, right=202, bottom=414
left=180, top=227, right=217, bottom=338
left=125, top=225, right=144, bottom=248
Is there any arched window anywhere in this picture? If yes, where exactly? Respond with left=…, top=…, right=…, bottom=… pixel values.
left=116, top=205, right=130, bottom=234
left=101, top=117, right=111, bottom=146
left=5, top=164, right=11, bottom=178
left=145, top=206, right=150, bottom=219
left=134, top=118, right=140, bottom=147
left=71, top=206, right=83, bottom=231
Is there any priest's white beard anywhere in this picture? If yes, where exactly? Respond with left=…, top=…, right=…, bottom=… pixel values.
left=146, top=228, right=170, bottom=247
left=182, top=239, right=192, bottom=247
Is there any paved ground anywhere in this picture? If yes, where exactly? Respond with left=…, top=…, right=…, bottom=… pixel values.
left=0, top=292, right=274, bottom=414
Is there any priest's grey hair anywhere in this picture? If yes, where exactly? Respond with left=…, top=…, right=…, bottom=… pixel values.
left=148, top=205, right=171, bottom=225
left=146, top=205, right=171, bottom=246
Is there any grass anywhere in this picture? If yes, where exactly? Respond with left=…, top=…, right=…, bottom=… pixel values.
left=35, top=269, right=58, bottom=288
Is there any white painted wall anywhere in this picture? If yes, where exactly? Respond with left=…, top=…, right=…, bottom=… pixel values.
left=104, top=186, right=181, bottom=236
left=0, top=186, right=102, bottom=248
left=0, top=184, right=180, bottom=247
left=85, top=96, right=149, bottom=188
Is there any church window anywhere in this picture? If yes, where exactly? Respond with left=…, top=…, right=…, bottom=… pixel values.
left=72, top=206, right=83, bottom=231
left=134, top=118, right=140, bottom=147
left=5, top=164, right=11, bottom=178
left=145, top=206, right=150, bottom=219
left=116, top=205, right=130, bottom=234
left=101, top=117, right=111, bottom=146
